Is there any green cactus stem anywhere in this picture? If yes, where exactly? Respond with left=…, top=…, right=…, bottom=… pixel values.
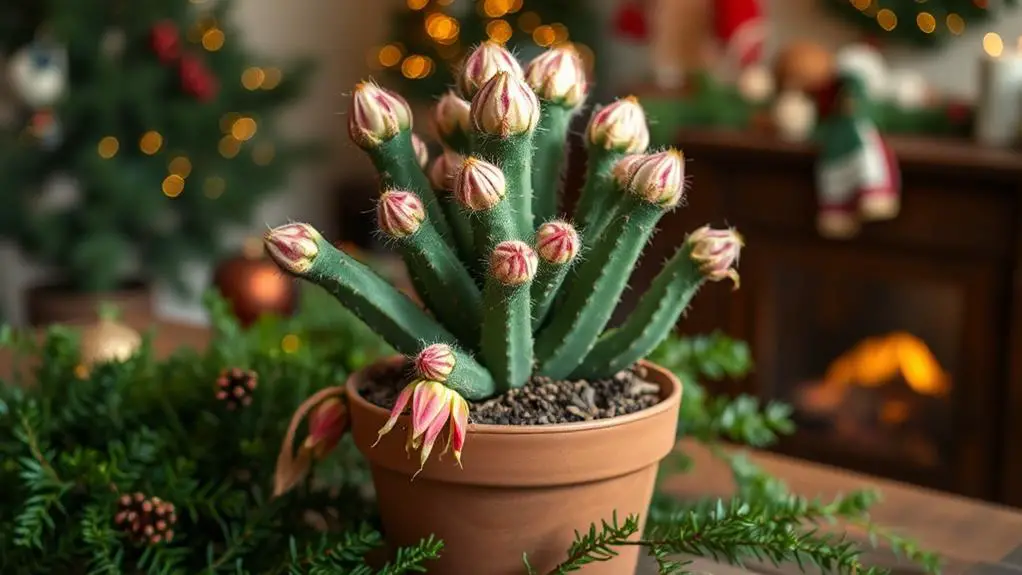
left=531, top=259, right=572, bottom=331
left=531, top=104, right=574, bottom=224
left=368, top=130, right=455, bottom=243
left=472, top=133, right=535, bottom=237
left=378, top=192, right=483, bottom=345
left=571, top=242, right=703, bottom=379
left=429, top=155, right=477, bottom=271
left=571, top=147, right=623, bottom=236
left=534, top=197, right=670, bottom=380
left=481, top=241, right=537, bottom=390
left=293, top=237, right=455, bottom=356
left=530, top=221, right=580, bottom=331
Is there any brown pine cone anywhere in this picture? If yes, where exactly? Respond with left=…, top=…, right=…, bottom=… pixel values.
left=215, top=368, right=258, bottom=410
left=114, top=492, right=176, bottom=545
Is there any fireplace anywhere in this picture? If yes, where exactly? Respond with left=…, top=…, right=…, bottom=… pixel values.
left=613, top=129, right=1022, bottom=504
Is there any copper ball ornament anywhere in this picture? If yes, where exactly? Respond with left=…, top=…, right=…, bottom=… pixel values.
left=775, top=41, right=835, bottom=93
left=212, top=239, right=298, bottom=327
left=78, top=317, right=143, bottom=368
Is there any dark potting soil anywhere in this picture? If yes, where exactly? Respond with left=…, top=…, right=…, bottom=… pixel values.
left=359, top=360, right=662, bottom=425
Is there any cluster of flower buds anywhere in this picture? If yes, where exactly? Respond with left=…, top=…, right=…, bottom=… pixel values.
left=456, top=40, right=523, bottom=99
left=454, top=156, right=506, bottom=211
left=687, top=226, right=744, bottom=289
left=376, top=343, right=469, bottom=472
left=431, top=91, right=471, bottom=145
left=490, top=240, right=538, bottom=286
left=215, top=367, right=258, bottom=410
left=470, top=71, right=540, bottom=138
left=586, top=96, right=650, bottom=153
left=114, top=492, right=176, bottom=545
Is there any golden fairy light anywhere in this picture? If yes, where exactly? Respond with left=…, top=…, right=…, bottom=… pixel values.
left=509, top=0, right=523, bottom=11
left=97, top=136, right=119, bottom=159
left=407, top=0, right=428, bottom=9
left=850, top=0, right=870, bottom=10
left=483, top=0, right=513, bottom=18
left=378, top=44, right=402, bottom=67
left=220, top=113, right=241, bottom=133
left=231, top=117, right=258, bottom=141
left=518, top=11, right=541, bottom=33
left=532, top=24, right=555, bottom=47
left=162, top=174, right=185, bottom=198
left=426, top=12, right=459, bottom=44
left=401, top=55, right=434, bottom=79
left=140, top=131, right=163, bottom=155
left=551, top=23, right=570, bottom=44
left=253, top=142, right=275, bottom=166
left=262, top=67, right=282, bottom=89
left=984, top=32, right=1004, bottom=57
left=168, top=156, right=192, bottom=178
left=946, top=13, right=965, bottom=35
left=916, top=12, right=936, bottom=33
left=219, top=135, right=241, bottom=158
left=202, top=28, right=225, bottom=51
left=281, top=333, right=301, bottom=353
left=486, top=19, right=513, bottom=44
left=876, top=8, right=897, bottom=31
left=204, top=176, right=226, bottom=198
left=241, top=67, right=265, bottom=90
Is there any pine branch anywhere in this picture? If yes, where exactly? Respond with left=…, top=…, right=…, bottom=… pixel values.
left=13, top=414, right=73, bottom=550
left=283, top=523, right=442, bottom=574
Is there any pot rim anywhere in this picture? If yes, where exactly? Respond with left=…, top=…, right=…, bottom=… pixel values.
left=345, top=356, right=682, bottom=436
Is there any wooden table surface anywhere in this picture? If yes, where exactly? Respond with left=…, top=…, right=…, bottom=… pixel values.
left=3, top=321, right=1021, bottom=574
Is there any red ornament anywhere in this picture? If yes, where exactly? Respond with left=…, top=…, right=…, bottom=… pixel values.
left=613, top=1, right=648, bottom=42
left=179, top=54, right=219, bottom=101
left=150, top=21, right=181, bottom=63
left=714, top=0, right=766, bottom=68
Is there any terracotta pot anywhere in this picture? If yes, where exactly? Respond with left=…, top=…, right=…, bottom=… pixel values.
left=347, top=357, right=682, bottom=575
left=25, top=280, right=153, bottom=326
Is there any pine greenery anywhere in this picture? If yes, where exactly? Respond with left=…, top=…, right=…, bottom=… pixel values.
left=0, top=287, right=938, bottom=574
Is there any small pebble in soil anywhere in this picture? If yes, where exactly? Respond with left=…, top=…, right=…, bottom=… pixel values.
left=359, top=360, right=662, bottom=425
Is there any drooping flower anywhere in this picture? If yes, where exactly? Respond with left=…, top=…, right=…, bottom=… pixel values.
left=428, top=150, right=463, bottom=192
left=432, top=91, right=472, bottom=141
left=524, top=45, right=588, bottom=108
left=490, top=240, right=539, bottom=286
left=374, top=379, right=470, bottom=472
left=470, top=71, right=540, bottom=137
left=687, top=226, right=743, bottom=289
left=377, top=190, right=426, bottom=238
left=454, top=156, right=506, bottom=211
left=586, top=95, right=650, bottom=153
left=535, top=221, right=580, bottom=265
left=415, top=343, right=456, bottom=382
left=629, top=149, right=686, bottom=208
left=264, top=223, right=322, bottom=275
left=457, top=40, right=523, bottom=100
left=303, top=397, right=348, bottom=459
left=348, top=80, right=412, bottom=149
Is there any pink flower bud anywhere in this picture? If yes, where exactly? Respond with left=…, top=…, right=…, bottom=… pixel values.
left=490, top=240, right=538, bottom=286
left=264, top=223, right=322, bottom=275
left=373, top=378, right=471, bottom=471
left=303, top=397, right=348, bottom=459
left=525, top=45, right=588, bottom=107
left=454, top=156, right=506, bottom=211
left=412, top=133, right=429, bottom=168
left=432, top=91, right=471, bottom=140
left=470, top=71, right=540, bottom=137
left=348, top=81, right=413, bottom=149
left=688, top=226, right=743, bottom=289
left=611, top=154, right=646, bottom=189
left=415, top=343, right=456, bottom=382
left=535, top=220, right=580, bottom=265
left=457, top=41, right=523, bottom=99
left=377, top=190, right=426, bottom=238
left=428, top=150, right=463, bottom=192
left=586, top=95, right=650, bottom=153
left=629, top=149, right=686, bottom=208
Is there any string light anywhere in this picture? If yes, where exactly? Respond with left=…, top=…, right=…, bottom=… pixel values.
left=241, top=67, right=265, bottom=90
left=202, top=28, right=225, bottom=51
left=253, top=142, right=275, bottom=166
left=408, top=0, right=428, bottom=8
left=916, top=12, right=936, bottom=33
left=532, top=24, right=555, bottom=46
left=550, top=23, right=570, bottom=44
left=204, top=176, right=226, bottom=198
left=483, top=0, right=513, bottom=18
left=946, top=13, right=965, bottom=34
left=850, top=0, right=870, bottom=10
left=97, top=136, right=119, bottom=159
left=219, top=136, right=241, bottom=158
left=220, top=113, right=241, bottom=133
left=401, top=55, right=434, bottom=79
left=486, top=19, right=513, bottom=43
left=983, top=31, right=1004, bottom=56
left=425, top=12, right=459, bottom=44
left=231, top=117, right=258, bottom=141
left=162, top=174, right=185, bottom=198
left=876, top=8, right=897, bottom=31
left=262, top=67, right=282, bottom=89
left=378, top=44, right=402, bottom=67
left=168, top=156, right=192, bottom=178
left=140, top=131, right=163, bottom=155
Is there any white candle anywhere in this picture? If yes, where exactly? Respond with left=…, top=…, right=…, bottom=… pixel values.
left=975, top=33, right=1022, bottom=147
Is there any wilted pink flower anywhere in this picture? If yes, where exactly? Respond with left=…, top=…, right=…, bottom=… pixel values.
left=348, top=81, right=413, bottom=149
left=415, top=343, right=456, bottom=382
left=303, top=397, right=348, bottom=459
left=535, top=221, right=580, bottom=265
left=629, top=149, right=686, bottom=208
left=264, top=223, right=322, bottom=275
left=524, top=45, right=587, bottom=107
left=428, top=150, right=463, bottom=192
left=490, top=240, right=539, bottom=286
left=454, top=157, right=506, bottom=211
left=374, top=379, right=470, bottom=471
left=470, top=71, right=540, bottom=137
left=586, top=96, right=649, bottom=153
left=457, top=41, right=523, bottom=99
left=688, top=226, right=743, bottom=289
left=377, top=190, right=426, bottom=238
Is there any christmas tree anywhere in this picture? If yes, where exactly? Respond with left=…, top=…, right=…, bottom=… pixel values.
left=0, top=0, right=313, bottom=293
left=824, top=0, right=1018, bottom=46
left=375, top=0, right=601, bottom=102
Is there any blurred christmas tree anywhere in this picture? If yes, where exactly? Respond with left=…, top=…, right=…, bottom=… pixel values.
left=375, top=0, right=601, bottom=102
left=823, top=0, right=1018, bottom=46
left=0, top=0, right=313, bottom=293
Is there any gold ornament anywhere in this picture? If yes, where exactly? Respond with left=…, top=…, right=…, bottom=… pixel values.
left=78, top=317, right=142, bottom=368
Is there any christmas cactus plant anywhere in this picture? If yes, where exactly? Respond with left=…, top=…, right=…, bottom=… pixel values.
left=264, top=41, right=742, bottom=472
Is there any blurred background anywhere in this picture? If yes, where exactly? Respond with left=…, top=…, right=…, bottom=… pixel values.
left=4, top=0, right=1022, bottom=505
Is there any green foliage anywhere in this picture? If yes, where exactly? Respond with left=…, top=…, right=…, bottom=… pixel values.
left=0, top=0, right=315, bottom=293
left=821, top=0, right=1018, bottom=47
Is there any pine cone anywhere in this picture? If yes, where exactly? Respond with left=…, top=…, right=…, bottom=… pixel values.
left=114, top=492, right=176, bottom=545
left=215, top=368, right=258, bottom=409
